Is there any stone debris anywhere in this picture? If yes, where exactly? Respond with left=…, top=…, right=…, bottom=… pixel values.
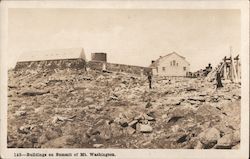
left=7, top=68, right=241, bottom=149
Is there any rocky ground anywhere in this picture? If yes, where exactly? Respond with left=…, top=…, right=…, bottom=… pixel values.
left=7, top=68, right=241, bottom=149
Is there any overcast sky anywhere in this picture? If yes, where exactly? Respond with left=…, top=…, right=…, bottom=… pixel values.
left=8, top=9, right=240, bottom=71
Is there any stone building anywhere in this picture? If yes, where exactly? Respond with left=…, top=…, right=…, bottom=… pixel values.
left=15, top=48, right=86, bottom=71
left=91, top=53, right=107, bottom=62
left=150, top=52, right=190, bottom=76
left=88, top=52, right=151, bottom=75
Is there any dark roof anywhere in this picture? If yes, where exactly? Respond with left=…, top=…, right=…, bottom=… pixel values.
left=149, top=52, right=188, bottom=68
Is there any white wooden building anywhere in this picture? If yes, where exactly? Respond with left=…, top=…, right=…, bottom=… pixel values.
left=150, top=52, right=190, bottom=76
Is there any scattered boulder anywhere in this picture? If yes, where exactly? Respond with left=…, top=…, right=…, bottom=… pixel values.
left=110, top=123, right=123, bottom=138
left=85, top=97, right=94, bottom=103
left=34, top=107, right=44, bottom=113
left=186, top=87, right=197, bottom=91
left=126, top=127, right=136, bottom=135
left=38, top=134, right=48, bottom=145
left=97, top=122, right=112, bottom=140
left=22, top=90, right=49, bottom=96
left=15, top=111, right=27, bottom=117
left=144, top=115, right=155, bottom=121
left=107, top=94, right=119, bottom=101
left=18, top=126, right=31, bottom=134
left=137, top=124, right=153, bottom=133
left=166, top=97, right=182, bottom=106
left=194, top=140, right=204, bottom=149
left=119, top=118, right=129, bottom=127
left=114, top=115, right=129, bottom=127
left=167, top=116, right=183, bottom=124
left=8, top=85, right=17, bottom=89
left=176, top=134, right=189, bottom=143
left=134, top=114, right=144, bottom=120
left=214, top=132, right=240, bottom=149
left=128, top=120, right=138, bottom=128
left=93, top=144, right=104, bottom=148
left=145, top=101, right=152, bottom=108
left=52, top=115, right=75, bottom=124
left=17, top=124, right=36, bottom=134
left=198, top=127, right=220, bottom=149
left=188, top=96, right=205, bottom=102
left=232, top=143, right=240, bottom=149
left=7, top=68, right=241, bottom=149
left=45, top=127, right=63, bottom=140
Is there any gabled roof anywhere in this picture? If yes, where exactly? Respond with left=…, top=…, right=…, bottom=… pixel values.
left=150, top=52, right=189, bottom=68
left=17, top=48, right=86, bottom=62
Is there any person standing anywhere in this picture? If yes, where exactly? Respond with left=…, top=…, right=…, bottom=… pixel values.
left=216, top=71, right=223, bottom=89
left=147, top=71, right=152, bottom=89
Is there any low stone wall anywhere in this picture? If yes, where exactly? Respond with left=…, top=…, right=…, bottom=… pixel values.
left=14, top=59, right=151, bottom=75
left=14, top=59, right=86, bottom=71
left=88, top=61, right=152, bottom=75
left=87, top=61, right=104, bottom=71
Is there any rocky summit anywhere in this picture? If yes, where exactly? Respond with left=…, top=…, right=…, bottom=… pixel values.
left=7, top=69, right=240, bottom=149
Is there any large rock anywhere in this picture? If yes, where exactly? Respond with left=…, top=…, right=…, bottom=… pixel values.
left=166, top=97, right=182, bottom=106
left=195, top=104, right=221, bottom=124
left=188, top=96, right=206, bottom=102
left=114, top=115, right=129, bottom=127
left=126, top=127, right=136, bottom=135
left=93, top=144, right=104, bottom=148
left=21, top=90, right=49, bottom=96
left=144, top=114, right=155, bottom=121
left=99, top=126, right=112, bottom=140
left=85, top=97, right=94, bottom=103
left=199, top=127, right=220, bottom=149
left=117, top=118, right=129, bottom=127
left=41, top=135, right=75, bottom=148
left=110, top=123, right=124, bottom=138
left=233, top=130, right=240, bottom=143
left=214, top=132, right=240, bottom=149
left=45, top=127, right=63, bottom=140
left=232, top=143, right=240, bottom=149
left=137, top=124, right=153, bottom=133
left=128, top=120, right=138, bottom=128
left=15, top=111, right=27, bottom=117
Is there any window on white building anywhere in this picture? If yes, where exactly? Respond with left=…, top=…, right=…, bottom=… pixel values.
left=183, top=67, right=186, bottom=71
left=173, top=60, right=176, bottom=66
left=162, top=67, right=165, bottom=71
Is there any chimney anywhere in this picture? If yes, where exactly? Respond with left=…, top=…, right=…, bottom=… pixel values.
left=151, top=60, right=155, bottom=64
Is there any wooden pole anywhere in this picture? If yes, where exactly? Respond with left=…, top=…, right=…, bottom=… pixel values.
left=232, top=57, right=238, bottom=83
left=224, top=58, right=227, bottom=80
